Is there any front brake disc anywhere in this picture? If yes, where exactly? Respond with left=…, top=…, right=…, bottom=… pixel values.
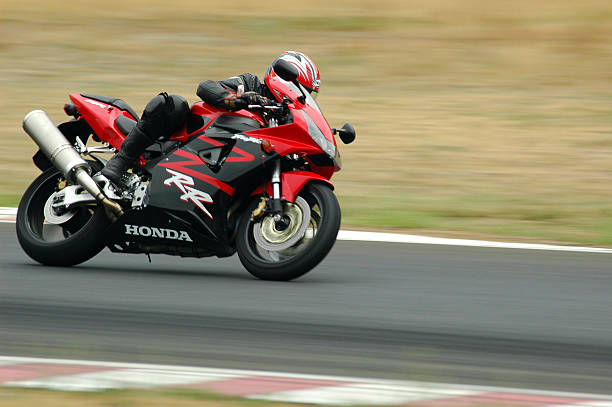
left=253, top=196, right=311, bottom=252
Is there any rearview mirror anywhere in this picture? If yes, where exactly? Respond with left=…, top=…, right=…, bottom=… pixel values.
left=336, top=123, right=356, bottom=144
left=273, top=59, right=299, bottom=83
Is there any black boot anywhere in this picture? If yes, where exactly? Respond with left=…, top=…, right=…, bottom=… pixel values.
left=102, top=125, right=153, bottom=187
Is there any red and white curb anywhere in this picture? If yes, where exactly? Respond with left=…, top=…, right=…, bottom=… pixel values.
left=0, top=357, right=611, bottom=406
left=0, top=207, right=16, bottom=224
left=3, top=206, right=612, bottom=253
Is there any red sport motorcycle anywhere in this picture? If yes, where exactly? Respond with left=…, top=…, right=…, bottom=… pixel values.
left=17, top=60, right=355, bottom=281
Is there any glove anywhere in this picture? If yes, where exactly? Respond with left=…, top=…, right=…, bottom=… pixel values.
left=223, top=92, right=269, bottom=111
left=238, top=91, right=269, bottom=107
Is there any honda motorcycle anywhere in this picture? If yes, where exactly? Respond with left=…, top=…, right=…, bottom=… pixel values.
left=16, top=60, right=355, bottom=281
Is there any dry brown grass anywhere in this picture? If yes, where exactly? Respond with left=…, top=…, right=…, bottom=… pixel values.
left=2, top=0, right=612, bottom=244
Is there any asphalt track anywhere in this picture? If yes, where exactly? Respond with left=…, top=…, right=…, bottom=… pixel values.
left=1, top=222, right=612, bottom=395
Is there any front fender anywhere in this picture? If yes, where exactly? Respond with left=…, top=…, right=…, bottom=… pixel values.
left=251, top=171, right=334, bottom=203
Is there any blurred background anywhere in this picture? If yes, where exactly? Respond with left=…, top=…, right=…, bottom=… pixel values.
left=2, top=0, right=612, bottom=245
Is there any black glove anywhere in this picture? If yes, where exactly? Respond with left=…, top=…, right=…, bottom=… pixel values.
left=238, top=91, right=269, bottom=107
left=223, top=92, right=270, bottom=111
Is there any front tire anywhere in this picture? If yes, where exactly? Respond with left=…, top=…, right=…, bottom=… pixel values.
left=16, top=167, right=110, bottom=266
left=236, top=182, right=341, bottom=281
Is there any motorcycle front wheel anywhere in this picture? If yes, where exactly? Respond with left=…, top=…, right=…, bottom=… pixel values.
left=236, top=182, right=341, bottom=281
left=16, top=167, right=110, bottom=266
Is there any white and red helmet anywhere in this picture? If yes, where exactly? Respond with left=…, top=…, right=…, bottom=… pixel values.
left=266, top=51, right=320, bottom=94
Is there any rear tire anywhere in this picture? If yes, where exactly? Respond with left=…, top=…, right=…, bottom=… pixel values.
left=236, top=182, right=340, bottom=281
left=16, top=167, right=110, bottom=266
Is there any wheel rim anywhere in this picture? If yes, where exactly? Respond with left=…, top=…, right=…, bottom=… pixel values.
left=43, top=192, right=77, bottom=225
left=249, top=194, right=323, bottom=263
left=25, top=171, right=96, bottom=243
left=253, top=196, right=311, bottom=252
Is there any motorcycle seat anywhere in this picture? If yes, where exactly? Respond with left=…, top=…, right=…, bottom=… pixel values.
left=81, top=93, right=140, bottom=121
left=115, top=115, right=137, bottom=136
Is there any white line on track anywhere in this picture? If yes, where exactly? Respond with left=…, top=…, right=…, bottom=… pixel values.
left=336, top=230, right=612, bottom=253
left=2, top=206, right=612, bottom=253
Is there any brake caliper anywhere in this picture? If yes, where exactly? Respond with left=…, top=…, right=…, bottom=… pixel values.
left=251, top=196, right=268, bottom=221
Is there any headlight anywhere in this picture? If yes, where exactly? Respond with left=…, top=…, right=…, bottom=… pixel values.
left=304, top=112, right=336, bottom=159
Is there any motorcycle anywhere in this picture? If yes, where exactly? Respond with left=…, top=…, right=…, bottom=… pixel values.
left=16, top=60, right=356, bottom=281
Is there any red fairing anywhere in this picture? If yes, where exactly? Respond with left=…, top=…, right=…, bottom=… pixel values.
left=69, top=94, right=133, bottom=150
left=243, top=109, right=321, bottom=156
left=264, top=70, right=337, bottom=153
left=191, top=100, right=338, bottom=177
left=251, top=171, right=334, bottom=203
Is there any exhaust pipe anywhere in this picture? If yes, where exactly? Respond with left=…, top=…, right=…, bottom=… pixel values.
left=23, top=110, right=123, bottom=221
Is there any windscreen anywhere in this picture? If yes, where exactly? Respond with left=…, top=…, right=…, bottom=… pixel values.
left=273, top=78, right=323, bottom=115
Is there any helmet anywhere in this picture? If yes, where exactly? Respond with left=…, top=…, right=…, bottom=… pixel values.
left=266, top=51, right=320, bottom=94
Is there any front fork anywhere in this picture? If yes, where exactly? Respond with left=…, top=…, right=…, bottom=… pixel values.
left=250, top=158, right=290, bottom=230
left=265, top=117, right=284, bottom=222
left=268, top=117, right=282, bottom=218
left=270, top=159, right=283, bottom=218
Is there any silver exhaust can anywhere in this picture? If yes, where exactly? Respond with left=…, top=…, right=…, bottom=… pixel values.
left=22, top=110, right=90, bottom=183
left=22, top=110, right=124, bottom=221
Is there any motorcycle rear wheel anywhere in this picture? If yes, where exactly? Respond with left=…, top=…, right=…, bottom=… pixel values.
left=236, top=182, right=340, bottom=281
left=16, top=167, right=110, bottom=266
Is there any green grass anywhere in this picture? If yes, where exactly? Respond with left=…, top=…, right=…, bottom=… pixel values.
left=0, top=387, right=344, bottom=407
left=0, top=195, right=21, bottom=207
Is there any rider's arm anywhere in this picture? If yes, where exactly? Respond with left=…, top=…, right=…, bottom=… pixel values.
left=196, top=73, right=264, bottom=111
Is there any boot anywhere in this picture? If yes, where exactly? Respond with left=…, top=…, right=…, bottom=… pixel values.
left=102, top=125, right=153, bottom=187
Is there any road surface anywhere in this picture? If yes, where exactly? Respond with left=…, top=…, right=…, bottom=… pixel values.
left=2, top=222, right=611, bottom=394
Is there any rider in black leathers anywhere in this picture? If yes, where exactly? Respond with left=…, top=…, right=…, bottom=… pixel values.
left=101, top=51, right=320, bottom=187
left=101, top=76, right=271, bottom=186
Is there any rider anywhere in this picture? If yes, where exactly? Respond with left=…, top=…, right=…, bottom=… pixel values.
left=101, top=51, right=321, bottom=187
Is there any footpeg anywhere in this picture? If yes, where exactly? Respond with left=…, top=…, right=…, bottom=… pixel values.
left=121, top=172, right=140, bottom=189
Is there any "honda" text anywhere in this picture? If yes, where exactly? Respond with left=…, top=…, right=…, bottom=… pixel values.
left=124, top=224, right=193, bottom=242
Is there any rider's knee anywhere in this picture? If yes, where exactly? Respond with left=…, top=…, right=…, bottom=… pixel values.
left=139, top=93, right=189, bottom=141
left=143, top=93, right=167, bottom=119
left=166, top=94, right=189, bottom=134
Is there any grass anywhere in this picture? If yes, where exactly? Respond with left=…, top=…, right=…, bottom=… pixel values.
left=2, top=0, right=612, bottom=245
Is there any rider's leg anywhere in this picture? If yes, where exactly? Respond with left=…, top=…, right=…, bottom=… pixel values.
left=102, top=93, right=189, bottom=186
left=101, top=124, right=153, bottom=186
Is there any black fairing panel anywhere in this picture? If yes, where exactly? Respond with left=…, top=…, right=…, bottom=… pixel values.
left=103, top=206, right=231, bottom=257
left=146, top=127, right=277, bottom=246
left=186, top=113, right=211, bottom=134
left=212, top=115, right=261, bottom=133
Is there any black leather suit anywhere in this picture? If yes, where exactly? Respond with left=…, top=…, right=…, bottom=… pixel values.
left=196, top=73, right=273, bottom=111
